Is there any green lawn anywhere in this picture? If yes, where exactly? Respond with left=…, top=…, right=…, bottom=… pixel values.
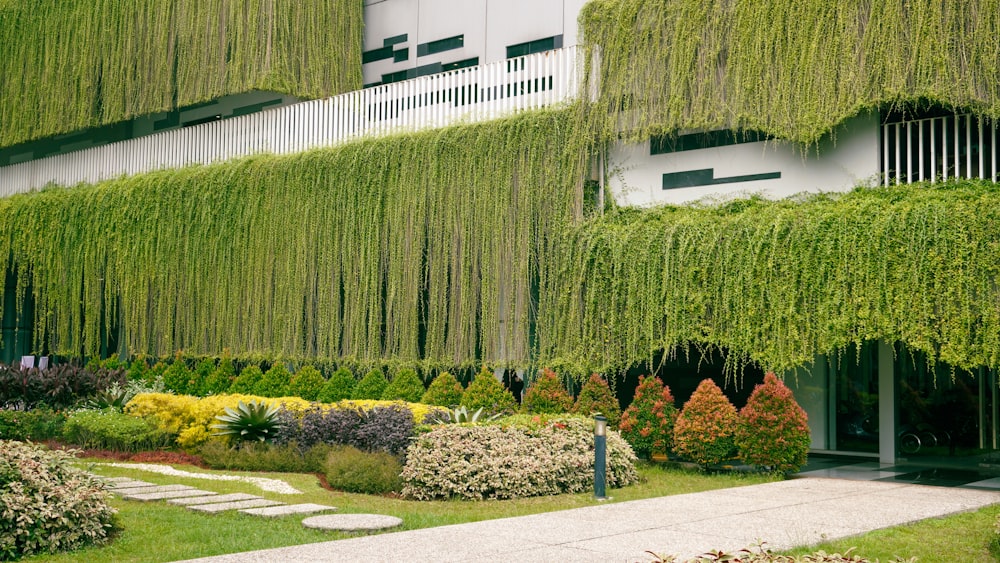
left=782, top=503, right=1000, bottom=563
left=28, top=461, right=775, bottom=563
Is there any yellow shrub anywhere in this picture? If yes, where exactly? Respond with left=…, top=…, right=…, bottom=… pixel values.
left=177, top=425, right=215, bottom=449
left=125, top=393, right=198, bottom=435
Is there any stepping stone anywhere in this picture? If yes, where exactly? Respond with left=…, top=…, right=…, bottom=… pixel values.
left=113, top=484, right=195, bottom=496
left=240, top=504, right=337, bottom=517
left=301, top=514, right=403, bottom=532
left=98, top=476, right=136, bottom=483
left=168, top=493, right=262, bottom=506
left=121, top=489, right=217, bottom=501
left=188, top=499, right=284, bottom=513
left=109, top=480, right=157, bottom=490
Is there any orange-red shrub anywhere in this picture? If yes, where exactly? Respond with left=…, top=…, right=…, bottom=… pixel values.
left=673, top=379, right=738, bottom=466
left=735, top=372, right=811, bottom=473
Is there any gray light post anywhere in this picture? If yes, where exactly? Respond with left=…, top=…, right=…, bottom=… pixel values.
left=594, top=414, right=607, bottom=500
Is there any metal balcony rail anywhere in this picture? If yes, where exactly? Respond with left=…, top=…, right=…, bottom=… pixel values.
left=882, top=113, right=999, bottom=186
left=0, top=46, right=581, bottom=196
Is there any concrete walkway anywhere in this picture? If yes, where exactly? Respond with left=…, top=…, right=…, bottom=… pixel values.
left=180, top=477, right=999, bottom=563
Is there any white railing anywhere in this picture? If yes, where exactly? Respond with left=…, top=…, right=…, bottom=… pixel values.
left=0, top=46, right=581, bottom=196
left=882, top=113, right=999, bottom=185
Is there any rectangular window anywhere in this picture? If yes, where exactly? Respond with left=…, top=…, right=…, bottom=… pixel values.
left=417, top=35, right=464, bottom=57
left=662, top=168, right=781, bottom=190
left=506, top=35, right=562, bottom=59
left=881, top=109, right=999, bottom=185
left=651, top=129, right=770, bottom=155
left=363, top=45, right=394, bottom=64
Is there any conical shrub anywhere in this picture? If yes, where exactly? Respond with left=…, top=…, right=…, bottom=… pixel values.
left=352, top=368, right=389, bottom=400
left=421, top=372, right=464, bottom=407
left=573, top=373, right=621, bottom=428
left=460, top=368, right=517, bottom=415
left=673, top=379, right=738, bottom=467
left=618, top=375, right=676, bottom=458
left=521, top=368, right=573, bottom=414
left=382, top=368, right=425, bottom=402
left=289, top=365, right=326, bottom=401
left=735, top=372, right=811, bottom=473
left=317, top=367, right=356, bottom=402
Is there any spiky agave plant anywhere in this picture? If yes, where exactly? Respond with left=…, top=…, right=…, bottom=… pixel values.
left=427, top=405, right=502, bottom=424
left=211, top=400, right=283, bottom=442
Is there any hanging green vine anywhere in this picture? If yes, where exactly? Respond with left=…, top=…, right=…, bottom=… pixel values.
left=579, top=0, right=1000, bottom=144
left=0, top=0, right=363, bottom=149
left=0, top=107, right=588, bottom=369
left=536, top=180, right=1000, bottom=375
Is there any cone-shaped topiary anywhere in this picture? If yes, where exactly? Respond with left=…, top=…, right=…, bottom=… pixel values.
left=618, top=375, right=677, bottom=459
left=317, top=367, right=356, bottom=403
left=521, top=368, right=574, bottom=414
left=162, top=354, right=192, bottom=394
left=190, top=358, right=217, bottom=396
left=202, top=354, right=236, bottom=396
left=289, top=365, right=326, bottom=401
left=381, top=368, right=425, bottom=402
left=254, top=364, right=292, bottom=398
left=126, top=356, right=149, bottom=382
left=674, top=379, right=738, bottom=467
left=352, top=368, right=389, bottom=400
left=573, top=373, right=622, bottom=428
left=421, top=372, right=464, bottom=407
left=230, top=364, right=263, bottom=394
left=460, top=368, right=517, bottom=415
left=735, top=372, right=811, bottom=473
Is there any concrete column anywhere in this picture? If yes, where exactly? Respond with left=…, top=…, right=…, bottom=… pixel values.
left=878, top=340, right=897, bottom=464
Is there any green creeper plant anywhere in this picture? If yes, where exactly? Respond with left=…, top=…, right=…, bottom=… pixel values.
left=253, top=364, right=292, bottom=398
left=210, top=399, right=282, bottom=443
left=573, top=373, right=622, bottom=428
left=288, top=365, right=326, bottom=401
left=229, top=365, right=263, bottom=395
left=381, top=368, right=425, bottom=403
left=521, top=368, right=574, bottom=414
left=352, top=368, right=389, bottom=400
left=460, top=368, right=518, bottom=416
left=316, top=367, right=356, bottom=403
left=735, top=372, right=811, bottom=473
left=618, top=375, right=677, bottom=458
left=421, top=372, right=465, bottom=407
left=673, top=379, right=739, bottom=467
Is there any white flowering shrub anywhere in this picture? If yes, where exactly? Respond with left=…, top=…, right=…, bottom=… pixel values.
left=401, top=415, right=637, bottom=500
left=0, top=440, right=118, bottom=560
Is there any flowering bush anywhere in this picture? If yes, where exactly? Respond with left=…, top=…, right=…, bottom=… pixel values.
left=735, top=372, right=811, bottom=473
left=0, top=440, right=118, bottom=560
left=316, top=367, right=355, bottom=402
left=521, top=369, right=574, bottom=414
left=460, top=369, right=517, bottom=415
left=420, top=372, right=464, bottom=406
left=352, top=368, right=389, bottom=400
left=618, top=375, right=677, bottom=458
left=673, top=379, right=738, bottom=466
left=402, top=415, right=637, bottom=500
left=381, top=368, right=425, bottom=403
left=573, top=373, right=622, bottom=428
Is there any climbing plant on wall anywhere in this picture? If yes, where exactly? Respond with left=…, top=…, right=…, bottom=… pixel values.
left=536, top=179, right=1000, bottom=376
left=579, top=0, right=1000, bottom=145
left=0, top=0, right=363, bottom=149
left=0, top=107, right=588, bottom=368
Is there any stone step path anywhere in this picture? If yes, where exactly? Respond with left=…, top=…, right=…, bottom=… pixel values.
left=92, top=472, right=404, bottom=532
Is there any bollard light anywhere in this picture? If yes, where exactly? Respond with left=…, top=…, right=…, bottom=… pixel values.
left=594, top=414, right=608, bottom=500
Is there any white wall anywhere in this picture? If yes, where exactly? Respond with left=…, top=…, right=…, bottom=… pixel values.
left=607, top=113, right=882, bottom=207
left=784, top=359, right=830, bottom=451
left=362, top=0, right=587, bottom=86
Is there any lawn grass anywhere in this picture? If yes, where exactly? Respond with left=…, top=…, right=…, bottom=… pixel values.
left=782, top=503, right=1000, bottom=563
left=26, top=461, right=777, bottom=563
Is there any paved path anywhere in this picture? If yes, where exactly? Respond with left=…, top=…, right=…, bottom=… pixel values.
left=180, top=477, right=1000, bottom=563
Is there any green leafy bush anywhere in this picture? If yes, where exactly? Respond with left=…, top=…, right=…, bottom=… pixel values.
left=202, top=355, right=236, bottom=396
left=420, top=371, right=464, bottom=406
left=402, top=415, right=637, bottom=500
left=673, top=379, right=738, bottom=467
left=352, top=368, right=389, bottom=400
left=253, top=364, right=291, bottom=398
left=0, top=440, right=118, bottom=561
left=189, top=358, right=216, bottom=396
left=161, top=356, right=192, bottom=395
left=229, top=365, right=263, bottom=394
left=211, top=400, right=283, bottom=443
left=521, top=368, right=574, bottom=414
left=126, top=356, right=150, bottom=383
left=0, top=409, right=66, bottom=441
left=198, top=440, right=330, bottom=473
left=288, top=366, right=325, bottom=401
left=381, top=368, right=425, bottom=402
left=735, top=372, right=811, bottom=473
left=323, top=445, right=403, bottom=494
left=460, top=369, right=517, bottom=415
left=316, top=367, right=356, bottom=403
left=62, top=410, right=173, bottom=452
left=573, top=373, right=622, bottom=428
left=619, top=375, right=677, bottom=459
